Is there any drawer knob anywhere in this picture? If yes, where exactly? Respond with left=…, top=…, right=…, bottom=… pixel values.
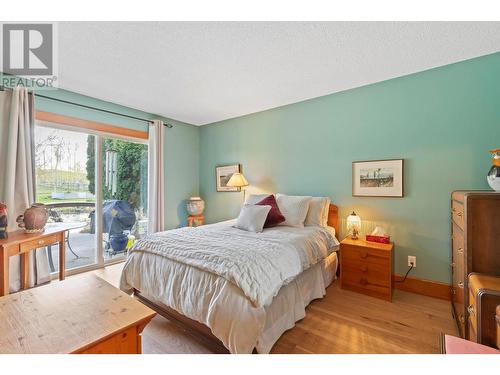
left=458, top=281, right=464, bottom=288
left=38, top=240, right=45, bottom=245
left=360, top=251, right=368, bottom=259
left=360, top=277, right=368, bottom=285
left=467, top=305, right=475, bottom=315
left=361, top=265, right=368, bottom=272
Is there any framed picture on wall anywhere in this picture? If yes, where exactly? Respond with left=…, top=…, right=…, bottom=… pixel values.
left=216, top=164, right=241, bottom=192
left=352, top=159, right=404, bottom=197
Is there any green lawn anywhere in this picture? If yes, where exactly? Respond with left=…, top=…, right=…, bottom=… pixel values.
left=36, top=194, right=95, bottom=204
left=35, top=185, right=94, bottom=204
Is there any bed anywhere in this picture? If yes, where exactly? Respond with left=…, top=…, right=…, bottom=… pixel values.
left=120, top=204, right=339, bottom=353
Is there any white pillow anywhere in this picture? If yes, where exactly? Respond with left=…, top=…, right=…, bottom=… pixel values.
left=305, top=197, right=331, bottom=227
left=245, top=194, right=270, bottom=205
left=322, top=197, right=332, bottom=227
left=276, top=194, right=312, bottom=228
left=234, top=204, right=272, bottom=233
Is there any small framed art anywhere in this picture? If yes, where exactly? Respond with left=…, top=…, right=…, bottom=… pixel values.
left=216, top=164, right=241, bottom=192
left=352, top=159, right=404, bottom=197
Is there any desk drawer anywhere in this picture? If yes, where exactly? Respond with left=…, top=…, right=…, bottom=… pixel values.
left=20, top=234, right=58, bottom=253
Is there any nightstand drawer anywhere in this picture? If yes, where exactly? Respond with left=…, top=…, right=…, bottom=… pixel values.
left=341, top=245, right=390, bottom=266
left=342, top=260, right=390, bottom=287
left=342, top=274, right=391, bottom=297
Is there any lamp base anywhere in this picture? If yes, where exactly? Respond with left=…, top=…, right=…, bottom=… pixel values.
left=350, top=228, right=359, bottom=240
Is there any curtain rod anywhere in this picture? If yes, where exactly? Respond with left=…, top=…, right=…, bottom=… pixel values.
left=0, top=86, right=173, bottom=128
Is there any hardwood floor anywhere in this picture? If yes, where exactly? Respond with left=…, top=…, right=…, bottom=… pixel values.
left=93, top=263, right=457, bottom=354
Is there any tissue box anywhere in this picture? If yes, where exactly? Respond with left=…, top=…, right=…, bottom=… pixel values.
left=366, top=234, right=391, bottom=244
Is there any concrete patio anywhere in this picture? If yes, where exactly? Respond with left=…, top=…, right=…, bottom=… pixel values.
left=47, top=228, right=127, bottom=272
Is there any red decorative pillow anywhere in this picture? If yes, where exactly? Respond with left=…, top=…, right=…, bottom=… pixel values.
left=255, top=194, right=285, bottom=228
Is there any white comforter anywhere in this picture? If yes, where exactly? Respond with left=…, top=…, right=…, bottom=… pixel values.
left=120, top=221, right=339, bottom=353
left=126, top=221, right=337, bottom=307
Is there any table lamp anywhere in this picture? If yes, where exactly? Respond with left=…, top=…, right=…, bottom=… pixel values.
left=347, top=211, right=361, bottom=240
left=227, top=172, right=249, bottom=203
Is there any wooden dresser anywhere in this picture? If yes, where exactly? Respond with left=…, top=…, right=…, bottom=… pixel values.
left=450, top=191, right=500, bottom=338
left=496, top=305, right=500, bottom=348
left=0, top=274, right=156, bottom=354
left=340, top=238, right=393, bottom=302
left=468, top=273, right=500, bottom=348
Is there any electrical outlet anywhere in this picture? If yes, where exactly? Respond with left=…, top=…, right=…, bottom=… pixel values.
left=408, top=256, right=416, bottom=268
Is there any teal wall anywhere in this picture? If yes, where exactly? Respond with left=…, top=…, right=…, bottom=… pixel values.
left=199, top=52, right=500, bottom=283
left=0, top=85, right=199, bottom=229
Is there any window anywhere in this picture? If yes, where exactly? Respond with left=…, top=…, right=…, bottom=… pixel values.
left=34, top=115, right=149, bottom=274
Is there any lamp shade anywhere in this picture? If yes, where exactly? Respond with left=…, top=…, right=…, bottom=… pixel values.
left=346, top=211, right=361, bottom=230
left=226, top=172, right=249, bottom=188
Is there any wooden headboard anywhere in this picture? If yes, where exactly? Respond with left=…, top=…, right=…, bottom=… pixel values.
left=327, top=204, right=339, bottom=238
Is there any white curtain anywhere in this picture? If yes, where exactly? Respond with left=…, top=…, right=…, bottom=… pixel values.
left=148, top=119, right=166, bottom=233
left=0, top=87, right=50, bottom=292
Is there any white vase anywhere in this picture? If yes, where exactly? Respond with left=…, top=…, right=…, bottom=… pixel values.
left=187, top=197, right=205, bottom=215
left=487, top=149, right=500, bottom=191
left=487, top=173, right=500, bottom=191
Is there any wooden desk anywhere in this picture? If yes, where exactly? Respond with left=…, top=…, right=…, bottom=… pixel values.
left=0, top=274, right=156, bottom=354
left=0, top=225, right=71, bottom=296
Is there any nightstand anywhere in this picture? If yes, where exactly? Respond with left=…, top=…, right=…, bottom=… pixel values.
left=340, top=238, right=394, bottom=302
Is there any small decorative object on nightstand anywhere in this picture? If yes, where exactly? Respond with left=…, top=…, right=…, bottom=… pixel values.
left=188, top=215, right=204, bottom=227
left=346, top=211, right=361, bottom=239
left=340, top=237, right=394, bottom=301
left=366, top=226, right=391, bottom=244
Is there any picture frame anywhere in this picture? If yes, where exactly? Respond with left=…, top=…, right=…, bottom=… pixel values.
left=352, top=159, right=404, bottom=197
left=216, top=164, right=241, bottom=192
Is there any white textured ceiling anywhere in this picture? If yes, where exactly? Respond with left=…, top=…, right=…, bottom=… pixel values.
left=58, top=22, right=500, bottom=125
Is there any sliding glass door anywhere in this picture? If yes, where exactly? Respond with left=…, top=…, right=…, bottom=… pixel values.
left=34, top=126, right=98, bottom=272
left=101, top=136, right=149, bottom=262
left=34, top=120, right=149, bottom=274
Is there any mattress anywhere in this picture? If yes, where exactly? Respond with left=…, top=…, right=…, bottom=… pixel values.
left=120, top=222, right=339, bottom=353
